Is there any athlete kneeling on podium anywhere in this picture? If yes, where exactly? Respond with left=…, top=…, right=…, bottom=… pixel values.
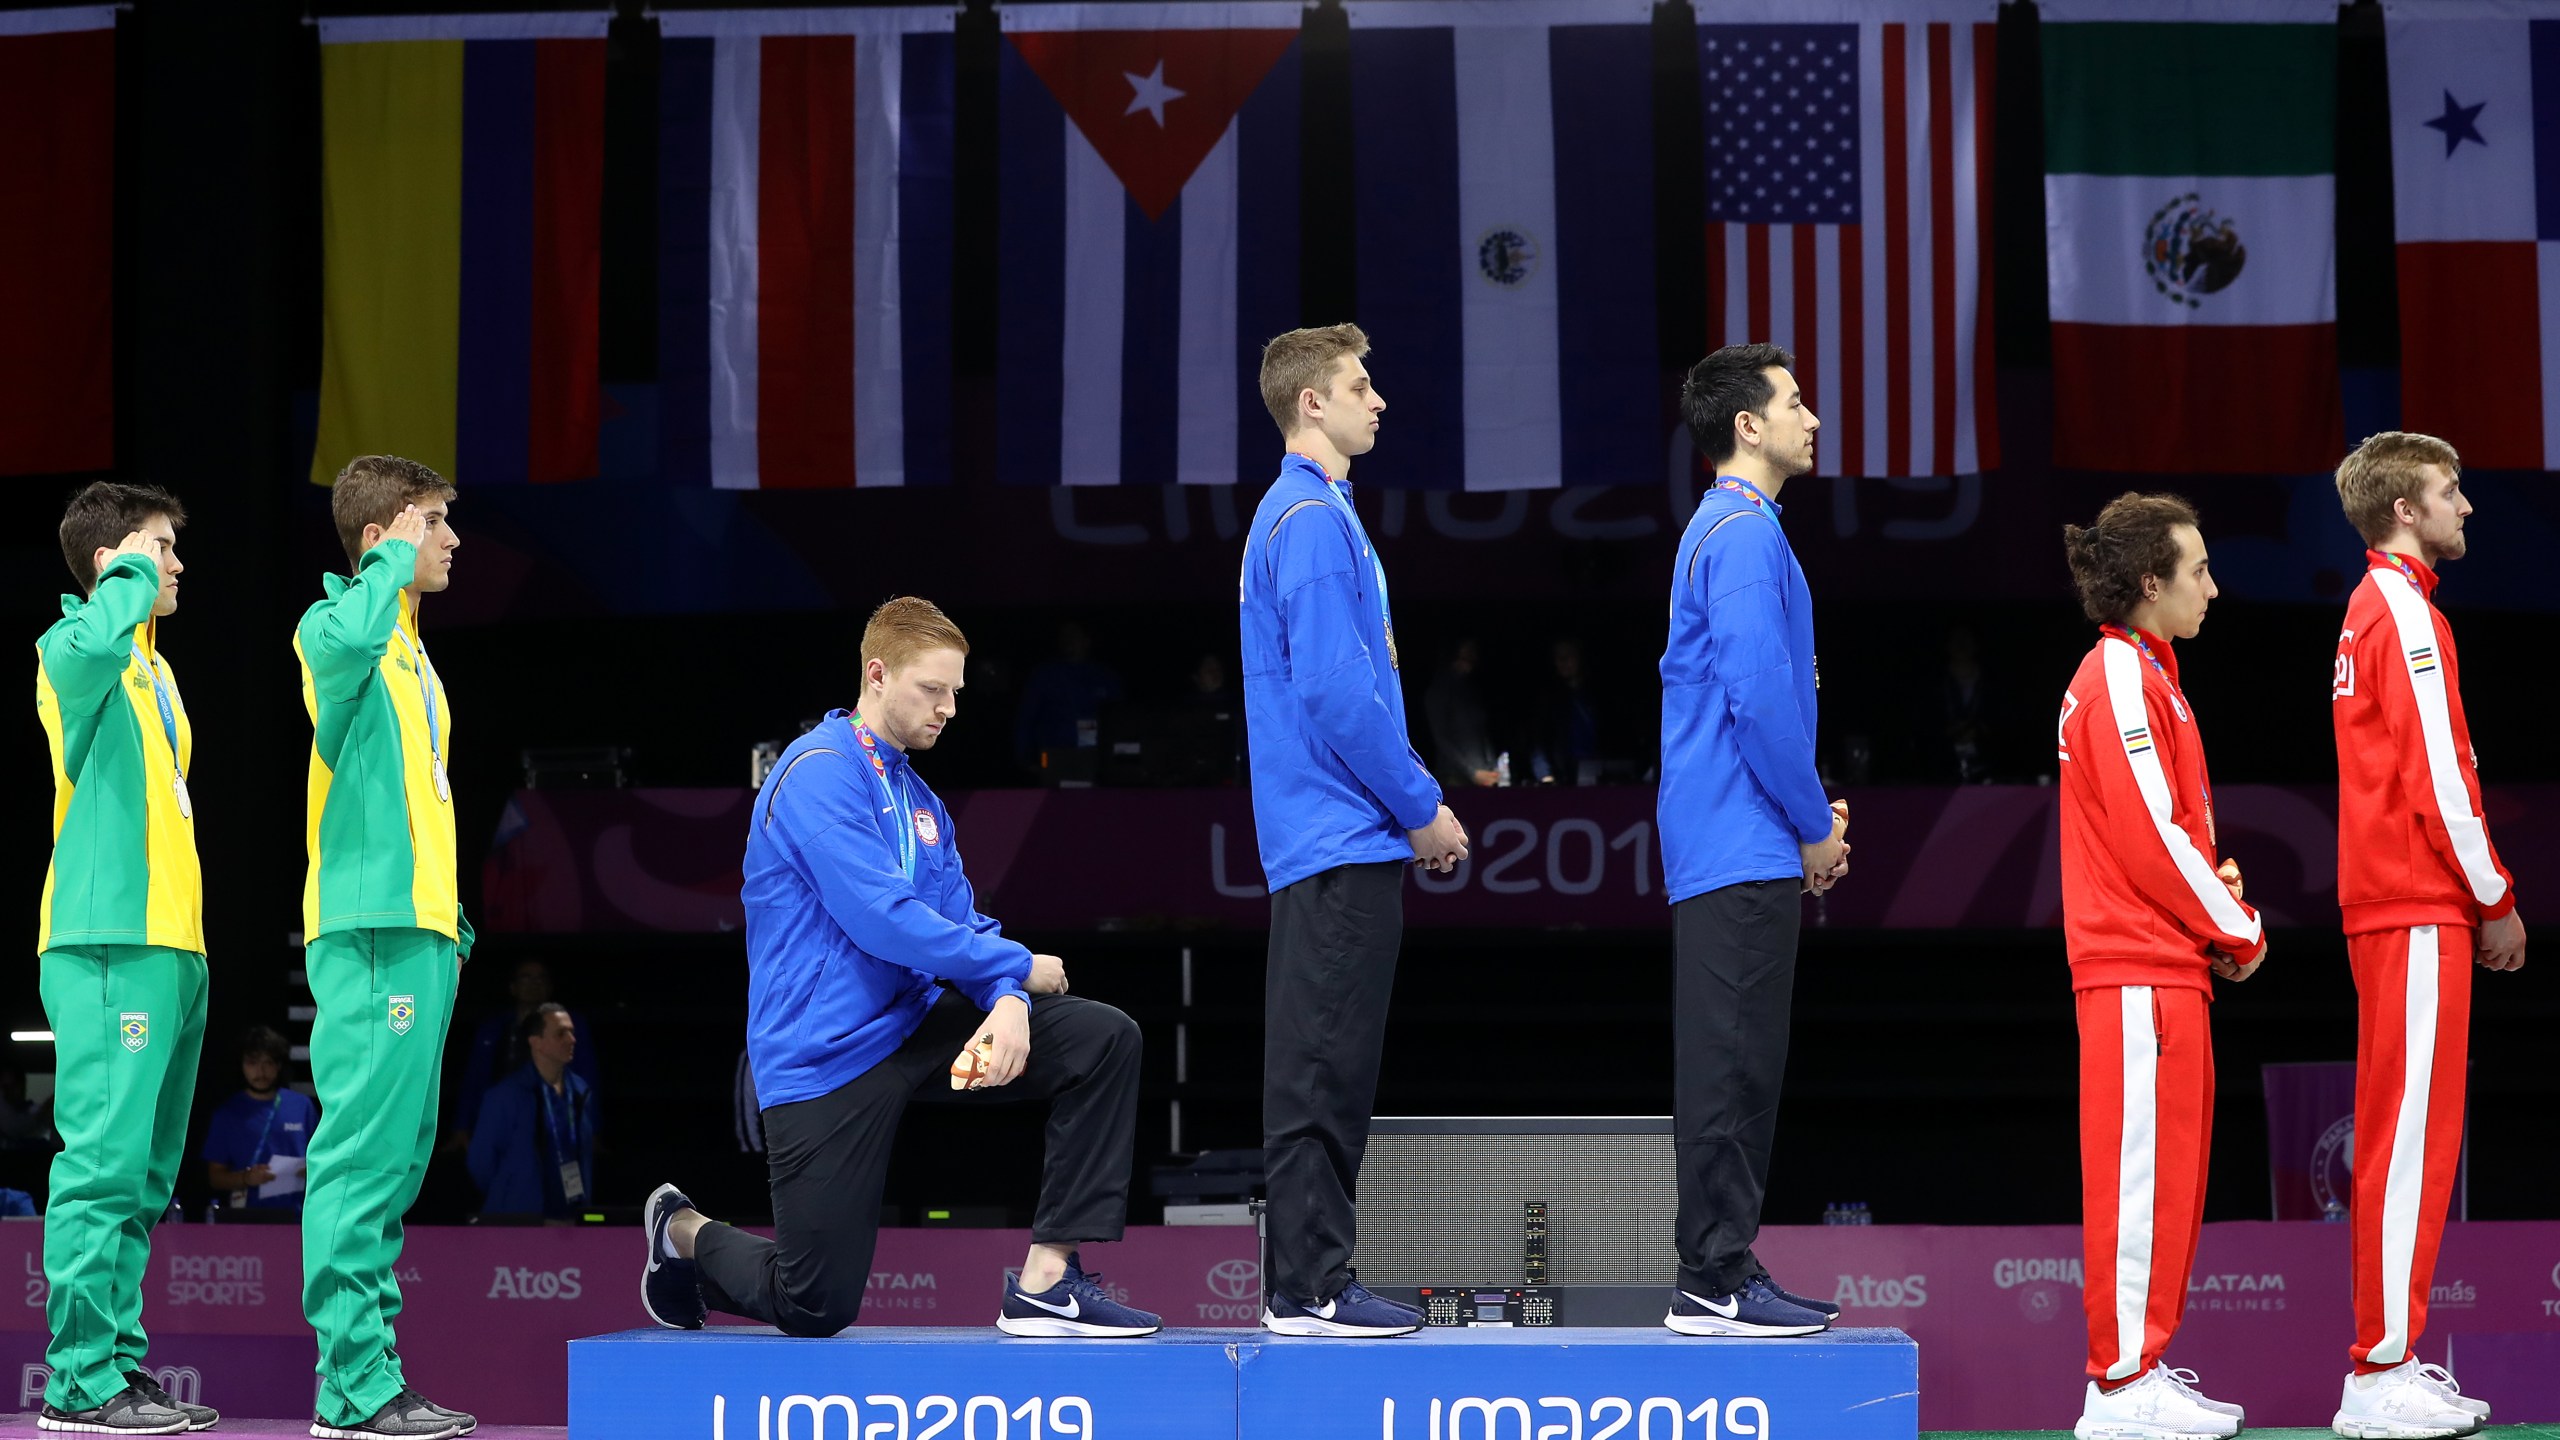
left=641, top=597, right=1158, bottom=1339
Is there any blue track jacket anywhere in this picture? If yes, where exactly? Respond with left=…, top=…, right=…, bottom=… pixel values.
left=468, top=1065, right=596, bottom=1218
left=1241, top=455, right=1443, bottom=892
left=741, top=711, right=1032, bottom=1108
left=1659, top=479, right=1833, bottom=903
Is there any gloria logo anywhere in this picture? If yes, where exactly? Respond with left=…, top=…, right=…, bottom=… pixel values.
left=1832, top=1274, right=1928, bottom=1310
left=167, top=1254, right=263, bottom=1306
left=708, top=1393, right=1093, bottom=1440
left=860, top=1271, right=938, bottom=1314
left=487, top=1265, right=583, bottom=1300
left=1384, top=1394, right=1770, bottom=1440
left=1995, top=1256, right=2080, bottom=1325
left=2186, top=1272, right=2286, bottom=1314
left=1993, top=1257, right=2082, bottom=1290
left=1197, top=1257, right=1259, bottom=1322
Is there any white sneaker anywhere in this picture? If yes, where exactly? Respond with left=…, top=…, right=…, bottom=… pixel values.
left=2412, top=1364, right=2489, bottom=1425
left=2332, top=1362, right=2479, bottom=1439
left=2159, top=1367, right=2246, bottom=1425
left=2075, top=1367, right=2243, bottom=1440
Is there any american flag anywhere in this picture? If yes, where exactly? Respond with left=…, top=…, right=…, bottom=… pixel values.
left=1700, top=14, right=1998, bottom=479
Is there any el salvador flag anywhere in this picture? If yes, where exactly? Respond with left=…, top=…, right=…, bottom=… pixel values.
left=1348, top=0, right=1662, bottom=491
left=997, top=2, right=1304, bottom=488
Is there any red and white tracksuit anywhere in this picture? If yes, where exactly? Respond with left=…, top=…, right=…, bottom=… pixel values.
left=2058, top=627, right=2264, bottom=1387
left=2333, top=552, right=2514, bottom=1372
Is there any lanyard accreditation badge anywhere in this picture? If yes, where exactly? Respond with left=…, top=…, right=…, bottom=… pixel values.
left=394, top=627, right=451, bottom=803
left=542, top=1083, right=585, bottom=1203
left=131, top=644, right=191, bottom=819
left=850, top=717, right=918, bottom=880
left=1316, top=476, right=1400, bottom=670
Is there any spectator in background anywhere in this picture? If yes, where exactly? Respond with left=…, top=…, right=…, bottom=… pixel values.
left=467, top=1003, right=597, bottom=1219
left=1183, top=652, right=1236, bottom=714
left=1531, top=638, right=1603, bottom=785
left=203, top=1026, right=318, bottom=1212
left=1014, top=621, right=1123, bottom=776
left=1938, top=626, right=1998, bottom=784
left=451, top=956, right=597, bottom=1150
left=1425, top=638, right=1501, bottom=788
left=0, top=1067, right=53, bottom=1148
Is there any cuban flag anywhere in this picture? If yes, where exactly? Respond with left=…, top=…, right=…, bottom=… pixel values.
left=997, top=2, right=1303, bottom=487
left=657, top=7, right=956, bottom=488
left=1702, top=0, right=1997, bottom=481
left=2385, top=1, right=2560, bottom=468
left=1347, top=0, right=1662, bottom=491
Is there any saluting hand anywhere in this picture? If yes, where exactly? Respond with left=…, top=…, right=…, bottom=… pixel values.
left=383, top=505, right=429, bottom=549
left=114, top=530, right=157, bottom=559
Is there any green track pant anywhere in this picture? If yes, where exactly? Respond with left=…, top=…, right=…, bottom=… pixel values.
left=37, top=943, right=208, bottom=1412
left=300, top=926, right=457, bottom=1426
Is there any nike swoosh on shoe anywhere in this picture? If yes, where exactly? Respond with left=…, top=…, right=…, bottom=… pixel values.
left=1683, top=1291, right=1740, bottom=1318
left=1018, top=1293, right=1081, bottom=1319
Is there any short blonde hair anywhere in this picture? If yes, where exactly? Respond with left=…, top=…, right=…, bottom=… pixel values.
left=2335, top=432, right=2460, bottom=546
left=1259, top=323, right=1370, bottom=436
left=861, top=595, right=969, bottom=675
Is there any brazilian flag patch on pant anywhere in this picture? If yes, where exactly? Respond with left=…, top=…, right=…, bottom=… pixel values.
left=389, top=994, right=415, bottom=1035
left=119, top=1012, right=149, bottom=1052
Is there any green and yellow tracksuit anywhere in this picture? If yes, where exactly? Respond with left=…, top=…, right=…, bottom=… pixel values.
left=293, top=537, right=474, bottom=1425
left=33, top=550, right=209, bottom=1414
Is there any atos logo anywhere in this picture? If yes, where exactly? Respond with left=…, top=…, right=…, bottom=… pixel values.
left=487, top=1266, right=583, bottom=1300
left=1833, top=1274, right=1928, bottom=1309
left=1197, top=1258, right=1260, bottom=1322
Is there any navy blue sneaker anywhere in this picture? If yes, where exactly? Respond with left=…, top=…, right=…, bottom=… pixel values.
left=996, top=1255, right=1162, bottom=1337
left=1754, top=1272, right=1842, bottom=1320
left=1664, top=1276, right=1830, bottom=1337
left=641, top=1182, right=707, bottom=1330
left=1262, top=1274, right=1422, bottom=1337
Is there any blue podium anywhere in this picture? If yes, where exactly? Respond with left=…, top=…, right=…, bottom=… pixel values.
left=568, top=1325, right=1917, bottom=1440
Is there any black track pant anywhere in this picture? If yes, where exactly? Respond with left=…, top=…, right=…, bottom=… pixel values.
left=697, top=990, right=1141, bottom=1336
left=1263, top=860, right=1404, bottom=1305
left=1673, top=878, right=1802, bottom=1296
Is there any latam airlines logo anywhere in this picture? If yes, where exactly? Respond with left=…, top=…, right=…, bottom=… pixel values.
left=2187, top=1272, right=2287, bottom=1314
left=860, top=1271, right=939, bottom=1314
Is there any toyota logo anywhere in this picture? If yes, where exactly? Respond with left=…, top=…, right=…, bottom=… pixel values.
left=1207, top=1259, right=1260, bottom=1301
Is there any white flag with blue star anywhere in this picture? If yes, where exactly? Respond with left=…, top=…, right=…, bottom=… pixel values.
left=2386, top=0, right=2560, bottom=466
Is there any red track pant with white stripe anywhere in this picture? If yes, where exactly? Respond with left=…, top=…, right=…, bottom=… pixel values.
left=2077, top=984, right=2213, bottom=1386
left=2348, top=924, right=2473, bottom=1373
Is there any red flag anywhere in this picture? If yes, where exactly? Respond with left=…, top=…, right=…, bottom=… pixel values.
left=1008, top=29, right=1296, bottom=220
left=0, top=15, right=114, bottom=475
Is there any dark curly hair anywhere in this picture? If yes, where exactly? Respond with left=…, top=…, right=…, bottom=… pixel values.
left=2062, top=492, right=2200, bottom=628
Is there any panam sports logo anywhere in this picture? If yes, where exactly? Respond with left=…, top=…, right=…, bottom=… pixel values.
left=167, top=1255, right=263, bottom=1306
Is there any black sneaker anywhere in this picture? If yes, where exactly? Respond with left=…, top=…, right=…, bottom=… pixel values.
left=1752, top=1272, right=1843, bottom=1320
left=38, top=1386, right=189, bottom=1434
left=309, top=1393, right=459, bottom=1440
left=401, top=1389, right=473, bottom=1437
left=122, top=1372, right=217, bottom=1432
left=643, top=1181, right=707, bottom=1330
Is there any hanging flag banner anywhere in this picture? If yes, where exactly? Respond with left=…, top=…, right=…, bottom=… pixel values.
left=995, top=2, right=1304, bottom=488
left=2383, top=0, right=2560, bottom=469
left=0, top=6, right=117, bottom=477
left=311, top=12, right=611, bottom=487
left=1696, top=0, right=1999, bottom=481
left=658, top=6, right=956, bottom=489
left=1345, top=0, right=1660, bottom=491
left=2040, top=0, right=2340, bottom=474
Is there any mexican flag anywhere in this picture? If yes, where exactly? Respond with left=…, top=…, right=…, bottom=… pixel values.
left=2041, top=0, right=2340, bottom=473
